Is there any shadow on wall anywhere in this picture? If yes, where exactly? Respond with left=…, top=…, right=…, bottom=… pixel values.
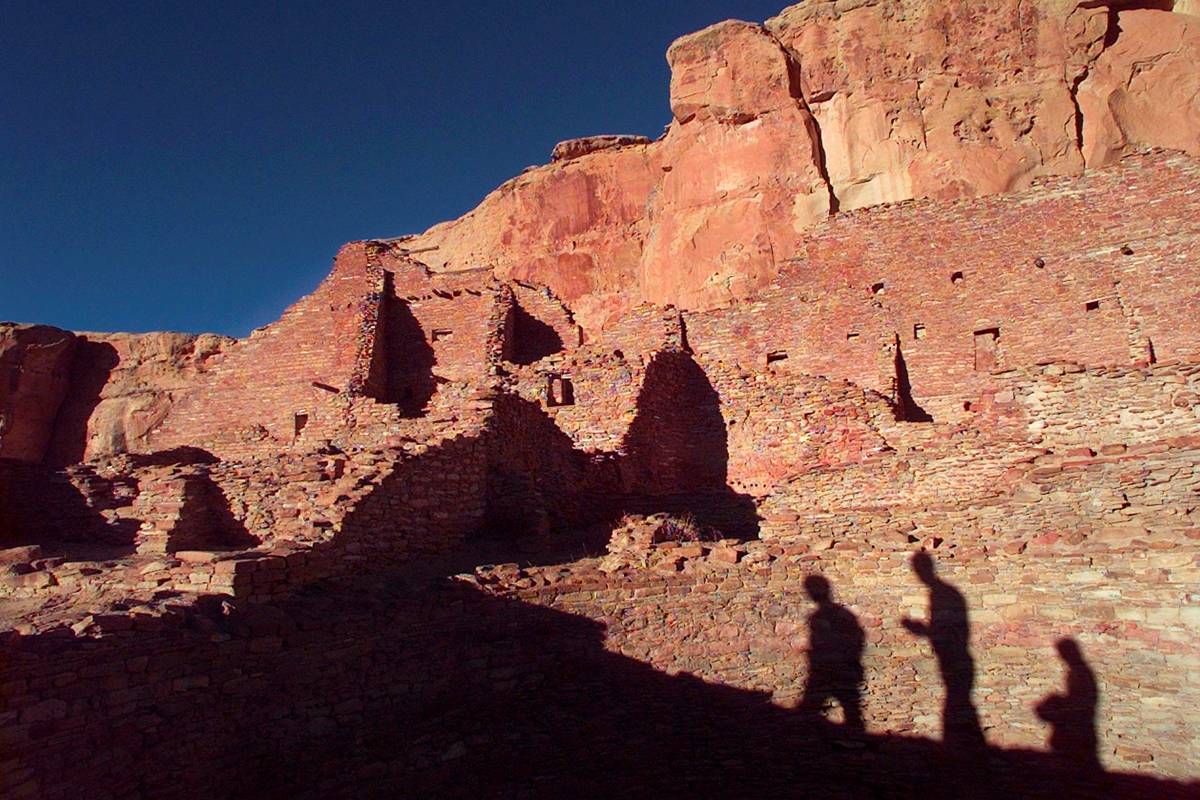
left=483, top=348, right=760, bottom=552
left=8, top=551, right=1196, bottom=799
left=0, top=447, right=255, bottom=558
left=893, top=337, right=933, bottom=423
left=623, top=349, right=729, bottom=492
left=45, top=340, right=120, bottom=467
left=614, top=348, right=760, bottom=538
left=505, top=300, right=565, bottom=366
left=0, top=458, right=141, bottom=556
left=164, top=471, right=259, bottom=553
left=367, top=286, right=438, bottom=417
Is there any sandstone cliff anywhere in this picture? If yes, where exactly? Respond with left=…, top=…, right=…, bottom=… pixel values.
left=403, top=1, right=1200, bottom=331
left=0, top=324, right=77, bottom=462
left=0, top=324, right=230, bottom=464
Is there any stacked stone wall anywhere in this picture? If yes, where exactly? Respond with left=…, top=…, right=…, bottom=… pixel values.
left=678, top=152, right=1200, bottom=424
left=2, top=520, right=1195, bottom=798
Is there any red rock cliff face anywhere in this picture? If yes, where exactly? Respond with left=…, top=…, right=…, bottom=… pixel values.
left=0, top=323, right=230, bottom=465
left=45, top=332, right=230, bottom=465
left=0, top=324, right=77, bottom=462
left=404, top=1, right=1200, bottom=331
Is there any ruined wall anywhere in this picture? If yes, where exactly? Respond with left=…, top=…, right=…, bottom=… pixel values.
left=147, top=242, right=386, bottom=458
left=146, top=244, right=503, bottom=459
left=46, top=332, right=230, bottom=465
left=680, top=152, right=1200, bottom=424
left=2, top=522, right=1195, bottom=799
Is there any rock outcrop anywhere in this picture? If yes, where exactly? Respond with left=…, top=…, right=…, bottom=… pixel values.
left=404, top=1, right=1200, bottom=331
left=0, top=324, right=77, bottom=462
left=1077, top=8, right=1200, bottom=166
left=0, top=324, right=229, bottom=465
left=550, top=135, right=652, bottom=162
left=45, top=332, right=230, bottom=465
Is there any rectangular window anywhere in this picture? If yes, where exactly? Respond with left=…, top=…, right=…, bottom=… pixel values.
left=914, top=324, right=927, bottom=340
left=547, top=375, right=575, bottom=407
left=973, top=328, right=1000, bottom=372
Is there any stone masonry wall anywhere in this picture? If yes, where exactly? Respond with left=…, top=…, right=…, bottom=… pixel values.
left=680, top=152, right=1200, bottom=424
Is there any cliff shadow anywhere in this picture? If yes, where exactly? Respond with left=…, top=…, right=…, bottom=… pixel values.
left=45, top=339, right=120, bottom=467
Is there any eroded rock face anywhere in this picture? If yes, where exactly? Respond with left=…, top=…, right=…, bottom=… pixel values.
left=1077, top=9, right=1200, bottom=166
left=666, top=20, right=800, bottom=124
left=765, top=0, right=1102, bottom=207
left=550, top=135, right=652, bottom=162
left=46, top=332, right=230, bottom=465
left=403, top=1, right=1200, bottom=332
left=0, top=324, right=77, bottom=463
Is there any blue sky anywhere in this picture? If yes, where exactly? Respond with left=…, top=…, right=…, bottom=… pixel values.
left=2, top=1, right=788, bottom=336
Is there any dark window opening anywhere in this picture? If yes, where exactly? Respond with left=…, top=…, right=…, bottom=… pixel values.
left=1085, top=300, right=1101, bottom=312
left=432, top=329, right=453, bottom=342
left=871, top=282, right=885, bottom=295
left=1121, top=244, right=1134, bottom=256
left=951, top=271, right=965, bottom=284
left=846, top=332, right=860, bottom=342
left=1034, top=258, right=1045, bottom=269
left=766, top=351, right=788, bottom=365
left=1147, top=339, right=1157, bottom=365
left=547, top=375, right=575, bottom=407
left=914, top=323, right=927, bottom=340
left=504, top=302, right=565, bottom=365
left=293, top=413, right=309, bottom=438
left=973, top=328, right=1000, bottom=372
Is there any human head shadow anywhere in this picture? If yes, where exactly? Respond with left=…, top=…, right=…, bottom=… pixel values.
left=798, top=574, right=866, bottom=736
left=1037, top=637, right=1102, bottom=773
left=902, top=550, right=986, bottom=750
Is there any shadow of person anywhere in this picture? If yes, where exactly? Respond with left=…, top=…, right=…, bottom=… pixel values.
left=798, top=574, right=866, bottom=735
left=1036, top=638, right=1102, bottom=773
left=902, top=551, right=986, bottom=750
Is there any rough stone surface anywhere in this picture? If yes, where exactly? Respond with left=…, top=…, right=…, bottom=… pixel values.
left=3, top=3, right=1200, bottom=799
left=550, top=134, right=653, bottom=162
left=0, top=324, right=76, bottom=463
left=404, top=1, right=1200, bottom=329
left=46, top=331, right=230, bottom=465
left=1077, top=9, right=1200, bottom=166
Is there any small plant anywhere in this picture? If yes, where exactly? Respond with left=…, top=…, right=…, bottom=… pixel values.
left=652, top=512, right=716, bottom=544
